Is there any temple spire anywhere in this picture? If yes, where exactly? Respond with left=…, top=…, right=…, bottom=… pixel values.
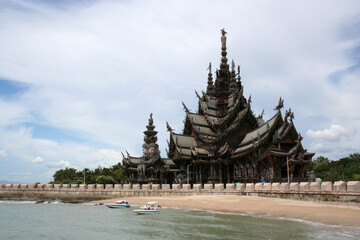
left=143, top=113, right=157, bottom=144
left=230, top=60, right=237, bottom=91
left=237, top=65, right=241, bottom=83
left=220, top=28, right=229, bottom=72
left=206, top=62, right=214, bottom=94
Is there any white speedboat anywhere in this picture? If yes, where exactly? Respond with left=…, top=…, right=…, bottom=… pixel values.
left=133, top=201, right=160, bottom=214
left=105, top=200, right=130, bottom=209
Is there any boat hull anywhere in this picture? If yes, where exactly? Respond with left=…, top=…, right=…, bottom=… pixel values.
left=106, top=205, right=130, bottom=209
left=133, top=209, right=159, bottom=214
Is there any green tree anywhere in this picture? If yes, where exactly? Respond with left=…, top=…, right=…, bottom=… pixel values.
left=95, top=175, right=115, bottom=184
left=51, top=167, right=82, bottom=184
left=312, top=153, right=360, bottom=181
left=49, top=164, right=125, bottom=184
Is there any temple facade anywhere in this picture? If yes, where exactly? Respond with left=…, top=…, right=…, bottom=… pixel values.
left=123, top=30, right=314, bottom=184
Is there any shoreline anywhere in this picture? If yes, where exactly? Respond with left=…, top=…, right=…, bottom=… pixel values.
left=93, top=195, right=360, bottom=228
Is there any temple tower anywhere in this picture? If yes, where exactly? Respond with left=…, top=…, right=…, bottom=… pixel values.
left=142, top=113, right=159, bottom=159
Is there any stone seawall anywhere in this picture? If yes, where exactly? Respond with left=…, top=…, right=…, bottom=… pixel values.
left=1, top=181, right=359, bottom=203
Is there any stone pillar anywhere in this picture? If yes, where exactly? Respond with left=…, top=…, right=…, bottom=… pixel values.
left=19, top=184, right=27, bottom=189
left=62, top=184, right=70, bottom=190
left=142, top=184, right=150, bottom=190
left=310, top=182, right=321, bottom=191
left=290, top=163, right=295, bottom=182
left=114, top=184, right=122, bottom=190
left=226, top=183, right=235, bottom=191
left=182, top=184, right=191, bottom=191
left=122, top=184, right=131, bottom=190
left=96, top=184, right=104, bottom=190
left=204, top=184, right=213, bottom=191
left=236, top=183, right=246, bottom=191
left=290, top=182, right=299, bottom=191
left=193, top=184, right=202, bottom=191
left=132, top=184, right=140, bottom=190
left=248, top=164, right=253, bottom=177
left=227, top=166, right=230, bottom=183
left=321, top=182, right=333, bottom=191
left=45, top=184, right=54, bottom=190
left=219, top=163, right=223, bottom=183
left=162, top=184, right=170, bottom=190
left=87, top=184, right=95, bottom=190
left=152, top=184, right=160, bottom=190
left=270, top=158, right=275, bottom=180
left=195, top=166, right=199, bottom=183
left=334, top=181, right=346, bottom=191
left=79, top=184, right=87, bottom=190
left=272, top=183, right=281, bottom=190
left=347, top=181, right=360, bottom=192
left=105, top=184, right=114, bottom=190
left=299, top=182, right=310, bottom=191
left=255, top=183, right=263, bottom=191
left=211, top=164, right=214, bottom=180
left=172, top=184, right=181, bottom=190
left=263, top=183, right=272, bottom=191
left=279, top=182, right=289, bottom=191
left=245, top=183, right=255, bottom=191
left=214, top=184, right=224, bottom=191
left=71, top=184, right=78, bottom=189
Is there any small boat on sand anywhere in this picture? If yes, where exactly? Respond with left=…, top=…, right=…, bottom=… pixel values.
left=133, top=201, right=161, bottom=214
left=105, top=200, right=130, bottom=209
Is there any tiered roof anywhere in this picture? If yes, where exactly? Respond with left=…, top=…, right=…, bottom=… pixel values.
left=167, top=29, right=314, bottom=164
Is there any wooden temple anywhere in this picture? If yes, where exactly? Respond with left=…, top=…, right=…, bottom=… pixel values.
left=166, top=29, right=315, bottom=184
left=123, top=29, right=315, bottom=184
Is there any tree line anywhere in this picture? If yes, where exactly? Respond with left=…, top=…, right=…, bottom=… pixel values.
left=309, top=153, right=360, bottom=182
left=50, top=163, right=124, bottom=184
left=49, top=153, right=360, bottom=184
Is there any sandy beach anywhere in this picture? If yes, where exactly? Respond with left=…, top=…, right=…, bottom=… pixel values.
left=95, top=195, right=360, bottom=227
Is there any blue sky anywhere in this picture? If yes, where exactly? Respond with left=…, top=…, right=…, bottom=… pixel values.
left=0, top=0, right=359, bottom=183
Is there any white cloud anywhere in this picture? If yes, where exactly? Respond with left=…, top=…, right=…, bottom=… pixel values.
left=44, top=160, right=70, bottom=168
left=0, top=148, right=7, bottom=159
left=31, top=156, right=44, bottom=164
left=0, top=101, right=31, bottom=127
left=307, top=125, right=350, bottom=142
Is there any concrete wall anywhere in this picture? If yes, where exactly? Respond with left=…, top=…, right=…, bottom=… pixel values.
left=1, top=181, right=359, bottom=193
left=1, top=181, right=359, bottom=203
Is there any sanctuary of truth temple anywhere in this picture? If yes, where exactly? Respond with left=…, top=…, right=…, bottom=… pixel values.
left=122, top=29, right=315, bottom=185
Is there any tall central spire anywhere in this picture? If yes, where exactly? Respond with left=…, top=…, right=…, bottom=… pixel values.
left=220, top=28, right=228, bottom=72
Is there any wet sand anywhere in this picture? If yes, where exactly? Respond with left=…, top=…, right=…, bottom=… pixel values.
left=95, top=195, right=360, bottom=227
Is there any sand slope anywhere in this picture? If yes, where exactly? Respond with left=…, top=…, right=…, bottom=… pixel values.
left=96, top=195, right=360, bottom=227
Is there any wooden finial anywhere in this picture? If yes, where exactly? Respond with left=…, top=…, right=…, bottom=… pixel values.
left=166, top=122, right=173, bottom=132
left=274, top=97, right=284, bottom=111
left=182, top=101, right=189, bottom=113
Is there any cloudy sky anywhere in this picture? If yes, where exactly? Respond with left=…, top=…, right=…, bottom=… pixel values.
left=0, top=0, right=359, bottom=183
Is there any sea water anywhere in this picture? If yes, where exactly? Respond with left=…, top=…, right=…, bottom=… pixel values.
left=0, top=201, right=359, bottom=240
